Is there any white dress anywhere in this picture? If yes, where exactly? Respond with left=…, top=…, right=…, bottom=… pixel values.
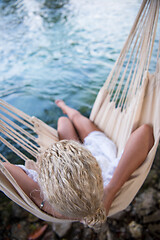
left=18, top=131, right=122, bottom=187
left=83, top=131, right=122, bottom=187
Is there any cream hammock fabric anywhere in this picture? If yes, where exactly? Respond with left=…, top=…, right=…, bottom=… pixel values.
left=0, top=0, right=160, bottom=222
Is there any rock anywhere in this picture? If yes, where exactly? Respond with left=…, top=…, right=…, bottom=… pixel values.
left=132, top=188, right=157, bottom=216
left=119, top=226, right=131, bottom=239
left=12, top=203, right=28, bottom=219
left=52, top=222, right=72, bottom=237
left=27, top=213, right=39, bottom=223
left=1, top=207, right=12, bottom=226
left=106, top=228, right=114, bottom=240
left=143, top=210, right=160, bottom=223
left=42, top=230, right=58, bottom=240
left=67, top=222, right=83, bottom=240
left=11, top=221, right=28, bottom=240
left=0, top=200, right=12, bottom=227
left=97, top=222, right=109, bottom=240
left=82, top=227, right=94, bottom=240
left=143, top=232, right=154, bottom=240
left=144, top=169, right=158, bottom=187
left=128, top=221, right=142, bottom=239
left=148, top=223, right=160, bottom=239
left=157, top=191, right=160, bottom=208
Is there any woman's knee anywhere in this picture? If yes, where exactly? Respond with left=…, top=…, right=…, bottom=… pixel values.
left=140, top=124, right=153, bottom=136
left=57, top=116, right=79, bottom=141
left=57, top=117, right=70, bottom=130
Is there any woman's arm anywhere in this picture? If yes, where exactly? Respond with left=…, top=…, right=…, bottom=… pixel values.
left=2, top=162, right=41, bottom=201
left=1, top=162, right=68, bottom=219
left=103, top=124, right=154, bottom=213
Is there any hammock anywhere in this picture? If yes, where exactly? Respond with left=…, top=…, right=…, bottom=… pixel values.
left=0, top=0, right=160, bottom=222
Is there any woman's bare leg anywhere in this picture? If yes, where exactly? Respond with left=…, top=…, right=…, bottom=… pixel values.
left=55, top=100, right=101, bottom=142
left=57, top=116, right=80, bottom=141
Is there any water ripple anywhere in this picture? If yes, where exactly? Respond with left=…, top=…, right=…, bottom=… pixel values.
left=0, top=0, right=159, bottom=121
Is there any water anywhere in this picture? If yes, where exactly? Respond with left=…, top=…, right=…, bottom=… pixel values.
left=0, top=0, right=159, bottom=128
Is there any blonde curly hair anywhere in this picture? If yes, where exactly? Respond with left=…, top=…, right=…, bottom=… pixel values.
left=37, top=140, right=106, bottom=230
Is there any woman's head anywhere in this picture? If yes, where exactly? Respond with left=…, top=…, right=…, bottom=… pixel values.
left=37, top=140, right=106, bottom=229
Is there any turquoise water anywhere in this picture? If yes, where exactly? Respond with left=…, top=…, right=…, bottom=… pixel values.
left=0, top=0, right=159, bottom=129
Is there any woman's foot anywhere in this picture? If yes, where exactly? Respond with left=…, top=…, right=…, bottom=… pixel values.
left=55, top=99, right=80, bottom=121
left=55, top=99, right=101, bottom=142
left=55, top=100, right=67, bottom=114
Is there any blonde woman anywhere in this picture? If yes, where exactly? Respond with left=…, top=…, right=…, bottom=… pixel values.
left=2, top=100, right=154, bottom=230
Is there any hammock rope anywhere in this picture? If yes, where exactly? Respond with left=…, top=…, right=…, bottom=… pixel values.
left=101, top=0, right=160, bottom=111
left=0, top=0, right=160, bottom=222
left=90, top=0, right=160, bottom=156
left=0, top=99, right=39, bottom=161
